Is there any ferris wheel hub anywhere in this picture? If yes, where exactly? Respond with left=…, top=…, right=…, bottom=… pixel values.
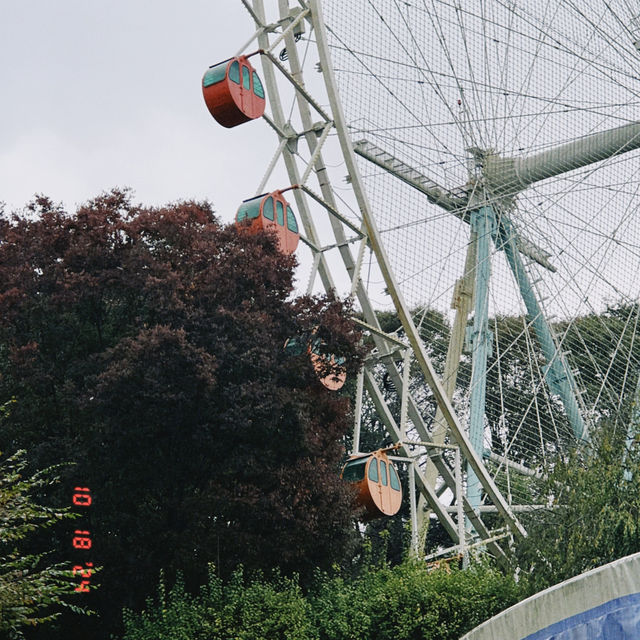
left=480, top=153, right=524, bottom=200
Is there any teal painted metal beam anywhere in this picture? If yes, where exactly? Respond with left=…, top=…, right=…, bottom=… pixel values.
left=497, top=215, right=587, bottom=441
left=468, top=206, right=497, bottom=509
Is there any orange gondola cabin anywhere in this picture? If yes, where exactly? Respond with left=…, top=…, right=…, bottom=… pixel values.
left=283, top=332, right=346, bottom=390
left=202, top=55, right=266, bottom=128
left=236, top=190, right=300, bottom=255
left=341, top=449, right=402, bottom=519
left=309, top=340, right=346, bottom=391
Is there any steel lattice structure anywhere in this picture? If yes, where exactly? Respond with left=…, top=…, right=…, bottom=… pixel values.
left=225, top=0, right=640, bottom=560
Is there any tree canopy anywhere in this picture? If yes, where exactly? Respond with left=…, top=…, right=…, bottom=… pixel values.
left=0, top=447, right=83, bottom=639
left=513, top=425, right=640, bottom=595
left=0, top=190, right=366, bottom=639
left=120, top=560, right=523, bottom=640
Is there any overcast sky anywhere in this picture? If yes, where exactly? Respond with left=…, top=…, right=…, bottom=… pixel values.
left=1, top=1, right=277, bottom=225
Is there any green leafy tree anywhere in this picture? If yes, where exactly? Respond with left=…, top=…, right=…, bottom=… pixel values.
left=0, top=449, right=83, bottom=638
left=483, top=306, right=640, bottom=465
left=121, top=559, right=523, bottom=640
left=513, top=424, right=640, bottom=594
left=0, top=190, right=366, bottom=639
left=563, top=304, right=640, bottom=432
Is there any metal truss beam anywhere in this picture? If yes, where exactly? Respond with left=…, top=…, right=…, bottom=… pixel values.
left=245, top=0, right=527, bottom=554
left=310, top=0, right=526, bottom=540
left=353, top=139, right=556, bottom=272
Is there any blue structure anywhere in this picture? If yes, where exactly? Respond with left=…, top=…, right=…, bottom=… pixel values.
left=467, top=207, right=497, bottom=509
left=467, top=204, right=587, bottom=515
left=461, top=552, right=640, bottom=640
left=497, top=215, right=586, bottom=442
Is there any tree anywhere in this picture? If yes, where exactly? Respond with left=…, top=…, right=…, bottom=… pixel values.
left=513, top=424, right=640, bottom=595
left=563, top=304, right=640, bottom=433
left=120, top=559, right=523, bottom=640
left=0, top=448, right=83, bottom=638
left=0, top=190, right=366, bottom=639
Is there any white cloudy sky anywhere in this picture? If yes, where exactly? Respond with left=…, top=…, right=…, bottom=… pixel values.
left=0, top=1, right=276, bottom=225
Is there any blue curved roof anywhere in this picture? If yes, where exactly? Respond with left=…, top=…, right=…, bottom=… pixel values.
left=461, top=552, right=640, bottom=640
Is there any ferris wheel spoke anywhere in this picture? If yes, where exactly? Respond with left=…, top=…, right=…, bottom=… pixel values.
left=232, top=0, right=640, bottom=558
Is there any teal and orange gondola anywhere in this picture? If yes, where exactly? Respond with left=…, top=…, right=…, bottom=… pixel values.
left=236, top=190, right=300, bottom=255
left=341, top=448, right=402, bottom=519
left=202, top=55, right=265, bottom=128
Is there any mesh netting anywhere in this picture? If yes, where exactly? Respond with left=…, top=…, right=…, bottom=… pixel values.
left=322, top=0, right=640, bottom=501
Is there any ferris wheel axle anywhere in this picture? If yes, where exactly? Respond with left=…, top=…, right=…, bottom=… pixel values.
left=485, top=122, right=640, bottom=195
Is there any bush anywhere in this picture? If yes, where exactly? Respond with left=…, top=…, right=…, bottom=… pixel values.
left=122, top=566, right=315, bottom=640
left=121, top=560, right=522, bottom=640
left=514, top=425, right=640, bottom=594
left=310, top=560, right=522, bottom=640
left=0, top=448, right=87, bottom=638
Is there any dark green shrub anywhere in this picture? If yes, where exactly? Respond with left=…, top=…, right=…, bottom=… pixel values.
left=122, top=566, right=316, bottom=640
left=122, top=560, right=522, bottom=640
left=310, top=560, right=521, bottom=640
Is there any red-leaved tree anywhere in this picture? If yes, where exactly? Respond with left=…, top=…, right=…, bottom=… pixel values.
left=0, top=189, right=366, bottom=639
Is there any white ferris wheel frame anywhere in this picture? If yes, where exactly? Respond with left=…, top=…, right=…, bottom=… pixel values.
left=232, top=0, right=640, bottom=560
left=234, top=0, right=537, bottom=563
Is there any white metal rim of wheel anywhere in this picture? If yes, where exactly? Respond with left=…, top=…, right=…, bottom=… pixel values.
left=232, top=0, right=640, bottom=561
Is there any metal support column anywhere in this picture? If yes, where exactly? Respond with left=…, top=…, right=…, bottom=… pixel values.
left=409, top=460, right=419, bottom=557
left=468, top=206, right=497, bottom=509
left=498, top=215, right=587, bottom=441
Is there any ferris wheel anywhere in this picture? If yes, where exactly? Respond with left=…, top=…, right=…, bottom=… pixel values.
left=206, top=0, right=640, bottom=561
